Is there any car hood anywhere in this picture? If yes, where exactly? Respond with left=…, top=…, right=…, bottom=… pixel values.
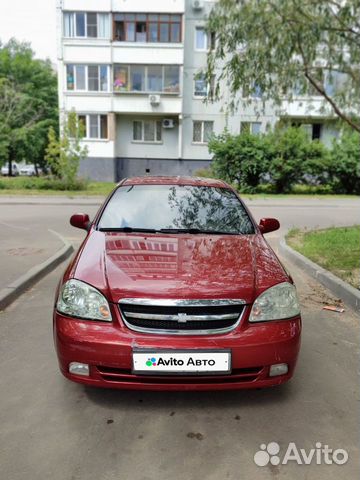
left=73, top=231, right=289, bottom=304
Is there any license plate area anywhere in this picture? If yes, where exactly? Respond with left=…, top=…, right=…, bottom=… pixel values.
left=132, top=349, right=232, bottom=375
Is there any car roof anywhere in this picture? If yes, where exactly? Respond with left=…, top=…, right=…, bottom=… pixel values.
left=120, top=176, right=231, bottom=189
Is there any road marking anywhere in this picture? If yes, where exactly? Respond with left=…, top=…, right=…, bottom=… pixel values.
left=0, top=221, right=29, bottom=230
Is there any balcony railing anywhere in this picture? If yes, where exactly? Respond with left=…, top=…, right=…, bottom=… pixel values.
left=113, top=65, right=180, bottom=94
left=113, top=13, right=182, bottom=43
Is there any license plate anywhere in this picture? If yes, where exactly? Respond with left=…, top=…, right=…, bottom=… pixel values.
left=132, top=349, right=231, bottom=375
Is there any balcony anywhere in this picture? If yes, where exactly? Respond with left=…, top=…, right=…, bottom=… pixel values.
left=278, top=98, right=335, bottom=118
left=62, top=0, right=111, bottom=11
left=113, top=95, right=182, bottom=115
left=64, top=93, right=182, bottom=115
left=112, top=0, right=184, bottom=14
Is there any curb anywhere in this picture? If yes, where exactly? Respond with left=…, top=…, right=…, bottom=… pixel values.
left=279, top=238, right=360, bottom=313
left=0, top=230, right=74, bottom=311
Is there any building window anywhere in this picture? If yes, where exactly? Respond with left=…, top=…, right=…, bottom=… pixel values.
left=77, top=114, right=108, bottom=139
left=240, top=122, right=262, bottom=134
left=195, top=28, right=215, bottom=51
left=87, top=13, right=97, bottom=37
left=193, top=121, right=213, bottom=144
left=133, top=120, right=162, bottom=143
left=66, top=65, right=75, bottom=90
left=75, top=65, right=86, bottom=90
left=194, top=74, right=215, bottom=97
left=251, top=122, right=262, bottom=134
left=301, top=123, right=322, bottom=140
left=113, top=65, right=180, bottom=93
left=164, top=66, right=181, bottom=93
left=114, top=66, right=129, bottom=92
left=147, top=66, right=163, bottom=92
left=312, top=123, right=322, bottom=140
left=63, top=12, right=110, bottom=39
left=76, top=13, right=85, bottom=37
left=66, top=65, right=109, bottom=92
left=113, top=13, right=182, bottom=43
left=131, top=65, right=146, bottom=92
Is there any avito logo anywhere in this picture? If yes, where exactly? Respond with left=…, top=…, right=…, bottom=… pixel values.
left=146, top=357, right=157, bottom=367
left=145, top=356, right=216, bottom=367
left=254, top=442, right=349, bottom=467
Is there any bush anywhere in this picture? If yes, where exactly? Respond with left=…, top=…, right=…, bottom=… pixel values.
left=267, top=127, right=328, bottom=193
left=193, top=167, right=215, bottom=178
left=45, top=111, right=88, bottom=184
left=209, top=131, right=272, bottom=192
left=0, top=176, right=89, bottom=191
left=329, top=130, right=360, bottom=194
left=208, top=126, right=336, bottom=194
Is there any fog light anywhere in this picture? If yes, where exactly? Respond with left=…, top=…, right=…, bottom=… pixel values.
left=69, top=362, right=89, bottom=376
left=269, top=363, right=288, bottom=377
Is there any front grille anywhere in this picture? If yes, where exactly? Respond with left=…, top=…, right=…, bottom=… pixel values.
left=118, top=299, right=246, bottom=334
left=96, top=365, right=264, bottom=384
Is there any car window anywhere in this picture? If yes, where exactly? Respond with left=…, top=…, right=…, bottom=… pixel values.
left=98, top=184, right=255, bottom=234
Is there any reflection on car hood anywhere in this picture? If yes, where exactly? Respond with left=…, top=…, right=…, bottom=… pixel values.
left=73, top=231, right=289, bottom=304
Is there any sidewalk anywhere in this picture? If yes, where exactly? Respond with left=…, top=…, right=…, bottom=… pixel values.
left=0, top=199, right=98, bottom=300
left=0, top=226, right=64, bottom=292
left=0, top=195, right=104, bottom=206
left=0, top=194, right=359, bottom=208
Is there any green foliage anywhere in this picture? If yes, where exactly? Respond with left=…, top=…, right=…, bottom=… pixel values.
left=0, top=177, right=88, bottom=191
left=207, top=126, right=341, bottom=194
left=45, top=111, right=88, bottom=186
left=209, top=131, right=272, bottom=192
left=193, top=167, right=215, bottom=178
left=329, top=130, right=360, bottom=194
left=267, top=127, right=328, bottom=193
left=287, top=226, right=360, bottom=289
left=0, top=177, right=116, bottom=195
left=0, top=39, right=58, bottom=170
left=206, top=0, right=360, bottom=132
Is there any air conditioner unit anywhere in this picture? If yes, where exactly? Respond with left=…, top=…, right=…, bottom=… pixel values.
left=162, top=119, right=175, bottom=129
left=192, top=0, right=204, bottom=10
left=149, top=94, right=160, bottom=105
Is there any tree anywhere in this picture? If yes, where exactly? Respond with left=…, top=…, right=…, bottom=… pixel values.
left=206, top=0, right=360, bottom=132
left=45, top=111, right=88, bottom=186
left=329, top=130, right=360, bottom=194
left=267, top=126, right=327, bottom=193
left=0, top=39, right=58, bottom=174
left=208, top=131, right=272, bottom=192
left=208, top=126, right=330, bottom=193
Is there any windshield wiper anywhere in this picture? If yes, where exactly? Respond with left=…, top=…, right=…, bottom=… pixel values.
left=98, top=227, right=158, bottom=233
left=158, top=228, right=239, bottom=235
left=98, top=227, right=241, bottom=235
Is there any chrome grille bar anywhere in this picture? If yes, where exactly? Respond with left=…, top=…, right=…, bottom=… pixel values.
left=120, top=298, right=246, bottom=307
left=123, top=311, right=240, bottom=322
left=119, top=298, right=246, bottom=335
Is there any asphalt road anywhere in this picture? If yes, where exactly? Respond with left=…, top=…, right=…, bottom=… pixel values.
left=0, top=260, right=358, bottom=480
left=0, top=196, right=359, bottom=479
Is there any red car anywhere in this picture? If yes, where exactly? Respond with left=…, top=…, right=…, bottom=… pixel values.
left=54, top=176, right=301, bottom=391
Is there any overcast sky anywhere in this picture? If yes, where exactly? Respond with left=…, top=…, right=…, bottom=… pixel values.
left=0, top=0, right=57, bottom=61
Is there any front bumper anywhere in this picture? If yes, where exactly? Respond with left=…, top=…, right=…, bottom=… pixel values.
left=54, top=306, right=301, bottom=391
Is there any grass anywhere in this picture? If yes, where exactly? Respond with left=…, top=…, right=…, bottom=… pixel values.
left=240, top=193, right=359, bottom=200
left=287, top=226, right=360, bottom=289
left=0, top=177, right=358, bottom=199
left=0, top=177, right=115, bottom=196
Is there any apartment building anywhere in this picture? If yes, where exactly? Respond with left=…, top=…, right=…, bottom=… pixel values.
left=57, top=0, right=339, bottom=182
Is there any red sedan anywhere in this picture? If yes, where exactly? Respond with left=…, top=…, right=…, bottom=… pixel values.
left=54, top=176, right=301, bottom=390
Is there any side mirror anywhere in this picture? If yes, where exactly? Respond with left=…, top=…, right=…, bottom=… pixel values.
left=259, top=218, right=280, bottom=234
left=70, top=213, right=90, bottom=231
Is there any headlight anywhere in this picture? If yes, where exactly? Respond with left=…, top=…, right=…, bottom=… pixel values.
left=57, top=279, right=112, bottom=322
left=249, top=282, right=300, bottom=322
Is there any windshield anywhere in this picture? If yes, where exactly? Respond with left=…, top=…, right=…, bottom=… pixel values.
left=98, top=184, right=255, bottom=235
